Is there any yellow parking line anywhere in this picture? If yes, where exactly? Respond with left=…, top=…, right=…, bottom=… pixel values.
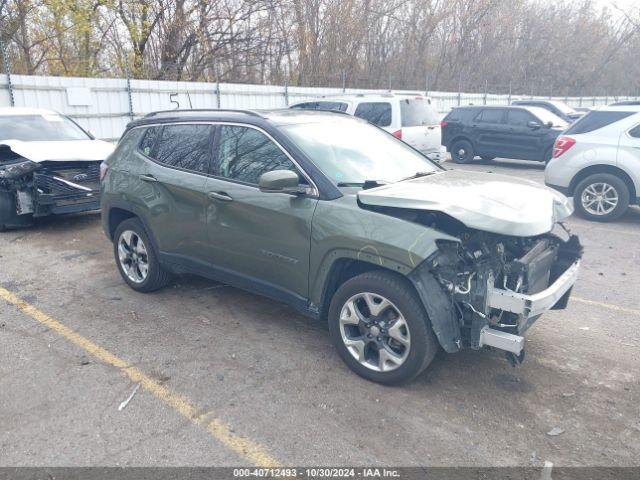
left=573, top=296, right=640, bottom=317
left=0, top=287, right=280, bottom=467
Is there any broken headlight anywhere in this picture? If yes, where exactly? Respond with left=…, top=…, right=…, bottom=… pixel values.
left=0, top=160, right=41, bottom=179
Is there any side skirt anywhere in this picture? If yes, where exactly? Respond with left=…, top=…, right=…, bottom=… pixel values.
left=158, top=252, right=319, bottom=320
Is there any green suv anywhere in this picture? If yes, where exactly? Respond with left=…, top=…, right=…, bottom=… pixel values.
left=101, top=109, right=582, bottom=384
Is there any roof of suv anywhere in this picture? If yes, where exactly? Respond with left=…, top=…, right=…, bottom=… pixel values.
left=129, top=108, right=356, bottom=129
left=595, top=105, right=640, bottom=112
left=0, top=107, right=60, bottom=116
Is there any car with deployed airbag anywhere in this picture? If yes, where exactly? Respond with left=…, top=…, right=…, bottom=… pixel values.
left=101, top=109, right=582, bottom=384
left=0, top=107, right=114, bottom=230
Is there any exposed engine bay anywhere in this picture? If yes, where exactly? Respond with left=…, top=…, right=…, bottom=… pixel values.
left=0, top=145, right=101, bottom=224
left=375, top=207, right=583, bottom=362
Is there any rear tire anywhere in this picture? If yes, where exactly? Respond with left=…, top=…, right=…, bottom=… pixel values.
left=328, top=270, right=438, bottom=385
left=450, top=139, right=475, bottom=164
left=113, top=218, right=172, bottom=292
left=573, top=173, right=629, bottom=222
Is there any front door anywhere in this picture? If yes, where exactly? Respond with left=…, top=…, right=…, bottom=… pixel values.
left=504, top=109, right=546, bottom=160
left=203, top=124, right=318, bottom=302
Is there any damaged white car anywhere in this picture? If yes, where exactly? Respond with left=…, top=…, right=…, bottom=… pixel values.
left=0, top=108, right=114, bottom=230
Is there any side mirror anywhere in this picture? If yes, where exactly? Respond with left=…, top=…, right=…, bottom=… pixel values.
left=259, top=170, right=305, bottom=194
left=527, top=121, right=541, bottom=130
left=546, top=121, right=554, bottom=128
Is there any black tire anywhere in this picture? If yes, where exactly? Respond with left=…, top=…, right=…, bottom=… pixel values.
left=327, top=270, right=439, bottom=385
left=573, top=173, right=629, bottom=222
left=113, top=217, right=172, bottom=292
left=0, top=190, right=33, bottom=231
left=543, top=147, right=553, bottom=164
left=450, top=139, right=475, bottom=164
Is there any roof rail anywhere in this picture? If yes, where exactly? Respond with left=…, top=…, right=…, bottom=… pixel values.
left=144, top=109, right=264, bottom=118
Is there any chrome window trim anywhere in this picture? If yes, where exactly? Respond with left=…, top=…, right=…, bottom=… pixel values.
left=131, top=120, right=319, bottom=197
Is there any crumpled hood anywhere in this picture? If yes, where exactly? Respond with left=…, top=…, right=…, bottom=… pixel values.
left=0, top=139, right=115, bottom=162
left=357, top=170, right=573, bottom=237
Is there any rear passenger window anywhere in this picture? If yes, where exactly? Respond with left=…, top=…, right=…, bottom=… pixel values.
left=354, top=102, right=392, bottom=127
left=316, top=101, right=348, bottom=112
left=565, top=111, right=634, bottom=135
left=507, top=109, right=534, bottom=126
left=139, top=126, right=162, bottom=157
left=216, top=125, right=299, bottom=185
left=140, top=124, right=213, bottom=174
left=629, top=125, right=640, bottom=138
left=291, top=101, right=347, bottom=112
left=400, top=99, right=439, bottom=126
left=476, top=109, right=505, bottom=124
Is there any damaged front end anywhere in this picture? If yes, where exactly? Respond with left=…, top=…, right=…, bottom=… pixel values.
left=409, top=213, right=583, bottom=362
left=0, top=145, right=101, bottom=223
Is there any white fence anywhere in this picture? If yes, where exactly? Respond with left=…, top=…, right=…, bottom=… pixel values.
left=1, top=73, right=638, bottom=140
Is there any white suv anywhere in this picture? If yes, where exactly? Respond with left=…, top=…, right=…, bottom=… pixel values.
left=290, top=94, right=446, bottom=162
left=545, top=105, right=640, bottom=221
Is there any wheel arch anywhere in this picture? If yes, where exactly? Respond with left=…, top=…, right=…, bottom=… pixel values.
left=318, top=258, right=413, bottom=323
left=448, top=135, right=474, bottom=151
left=107, top=207, right=137, bottom=240
left=569, top=164, right=636, bottom=199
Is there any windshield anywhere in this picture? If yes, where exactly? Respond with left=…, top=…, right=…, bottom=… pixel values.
left=400, top=98, right=440, bottom=126
left=527, top=107, right=568, bottom=128
left=549, top=101, right=576, bottom=115
left=281, top=120, right=438, bottom=185
left=0, top=114, right=90, bottom=142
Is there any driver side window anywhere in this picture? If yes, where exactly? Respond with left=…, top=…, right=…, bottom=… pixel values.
left=215, top=125, right=302, bottom=185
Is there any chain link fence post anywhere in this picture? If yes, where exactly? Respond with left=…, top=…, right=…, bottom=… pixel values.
left=215, top=62, right=221, bottom=109
left=284, top=80, right=289, bottom=106
left=0, top=36, right=15, bottom=107
left=124, top=55, right=133, bottom=121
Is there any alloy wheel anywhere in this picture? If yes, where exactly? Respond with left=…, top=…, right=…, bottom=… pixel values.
left=338, top=292, right=411, bottom=372
left=117, top=230, right=149, bottom=283
left=581, top=182, right=619, bottom=216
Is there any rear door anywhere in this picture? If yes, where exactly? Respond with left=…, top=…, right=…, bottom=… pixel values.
left=202, top=124, right=318, bottom=301
left=399, top=97, right=441, bottom=154
left=136, top=123, right=215, bottom=260
left=618, top=122, right=640, bottom=192
left=504, top=108, right=546, bottom=160
left=471, top=108, right=509, bottom=157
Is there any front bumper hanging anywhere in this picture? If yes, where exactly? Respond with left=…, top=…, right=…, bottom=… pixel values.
left=479, top=259, right=581, bottom=355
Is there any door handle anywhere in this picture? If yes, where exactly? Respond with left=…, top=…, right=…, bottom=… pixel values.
left=207, top=191, right=233, bottom=202
left=139, top=174, right=158, bottom=183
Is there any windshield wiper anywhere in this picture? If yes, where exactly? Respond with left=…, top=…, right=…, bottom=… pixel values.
left=337, top=179, right=390, bottom=189
left=399, top=171, right=437, bottom=182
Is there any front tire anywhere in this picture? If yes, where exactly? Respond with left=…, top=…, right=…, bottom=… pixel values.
left=328, top=271, right=438, bottom=385
left=451, top=139, right=475, bottom=164
left=113, top=218, right=172, bottom=292
left=573, top=173, right=629, bottom=222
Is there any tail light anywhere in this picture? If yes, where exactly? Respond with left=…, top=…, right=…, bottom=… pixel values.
left=552, top=136, right=576, bottom=158
left=99, top=162, right=109, bottom=182
left=392, top=129, right=402, bottom=139
left=440, top=121, right=449, bottom=128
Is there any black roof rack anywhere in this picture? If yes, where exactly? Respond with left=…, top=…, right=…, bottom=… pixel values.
left=144, top=109, right=264, bottom=119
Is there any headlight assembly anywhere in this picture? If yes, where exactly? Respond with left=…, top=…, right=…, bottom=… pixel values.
left=0, top=160, right=41, bottom=179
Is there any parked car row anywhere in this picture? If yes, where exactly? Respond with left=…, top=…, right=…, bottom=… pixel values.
left=290, top=93, right=446, bottom=163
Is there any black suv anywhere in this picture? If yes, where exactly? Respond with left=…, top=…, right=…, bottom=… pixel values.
left=441, top=106, right=568, bottom=164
